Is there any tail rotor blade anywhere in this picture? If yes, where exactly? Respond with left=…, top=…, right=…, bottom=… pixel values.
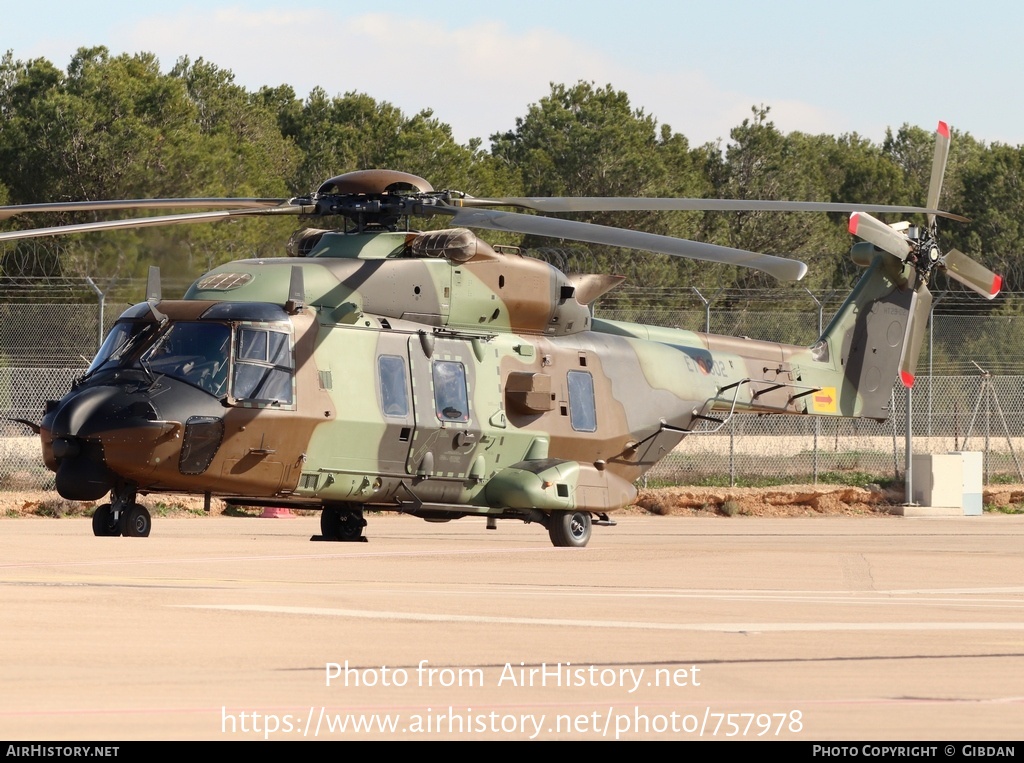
left=943, top=249, right=1002, bottom=299
left=849, top=212, right=912, bottom=260
left=898, top=283, right=933, bottom=388
left=927, top=121, right=951, bottom=228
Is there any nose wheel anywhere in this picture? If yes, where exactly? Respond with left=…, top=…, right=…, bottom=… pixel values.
left=119, top=504, right=152, bottom=537
left=91, top=504, right=119, bottom=536
left=91, top=491, right=151, bottom=537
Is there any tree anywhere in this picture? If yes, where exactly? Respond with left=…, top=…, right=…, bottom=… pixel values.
left=881, top=123, right=938, bottom=204
left=491, top=81, right=671, bottom=199
left=709, top=107, right=851, bottom=290
left=0, top=48, right=193, bottom=204
left=0, top=48, right=202, bottom=278
left=164, top=57, right=300, bottom=276
left=490, top=81, right=714, bottom=292
left=954, top=142, right=1024, bottom=285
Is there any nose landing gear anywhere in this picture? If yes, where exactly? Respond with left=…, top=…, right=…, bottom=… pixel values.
left=120, top=504, right=152, bottom=537
left=91, top=488, right=151, bottom=538
left=91, top=504, right=119, bottom=536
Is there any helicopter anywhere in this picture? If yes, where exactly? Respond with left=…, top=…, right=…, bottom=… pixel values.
left=0, top=122, right=1001, bottom=546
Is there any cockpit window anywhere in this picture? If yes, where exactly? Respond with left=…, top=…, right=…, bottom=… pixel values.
left=88, top=318, right=295, bottom=406
left=144, top=322, right=231, bottom=396
left=87, top=320, right=157, bottom=374
left=231, top=326, right=294, bottom=406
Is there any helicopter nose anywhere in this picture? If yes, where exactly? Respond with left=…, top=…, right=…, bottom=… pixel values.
left=54, top=450, right=115, bottom=501
left=44, top=386, right=158, bottom=501
left=48, top=433, right=114, bottom=501
left=48, top=385, right=157, bottom=439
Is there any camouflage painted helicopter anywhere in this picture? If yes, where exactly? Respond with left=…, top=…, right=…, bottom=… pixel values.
left=0, top=122, right=1000, bottom=546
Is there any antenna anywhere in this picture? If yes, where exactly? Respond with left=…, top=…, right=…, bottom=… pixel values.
left=285, top=265, right=305, bottom=314
left=145, top=265, right=168, bottom=325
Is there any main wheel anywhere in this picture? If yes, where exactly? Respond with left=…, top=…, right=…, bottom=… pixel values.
left=120, top=504, right=152, bottom=537
left=321, top=507, right=365, bottom=541
left=91, top=504, right=120, bottom=536
left=547, top=510, right=591, bottom=548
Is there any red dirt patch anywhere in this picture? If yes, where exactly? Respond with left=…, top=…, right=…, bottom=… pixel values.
left=3, top=484, right=1023, bottom=519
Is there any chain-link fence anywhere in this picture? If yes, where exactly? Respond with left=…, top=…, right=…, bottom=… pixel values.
left=0, top=367, right=83, bottom=489
left=1, top=279, right=1022, bottom=490
left=647, top=377, right=1024, bottom=486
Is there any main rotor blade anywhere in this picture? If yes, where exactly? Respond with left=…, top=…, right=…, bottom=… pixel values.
left=927, top=121, right=951, bottom=228
left=455, top=196, right=968, bottom=222
left=898, top=282, right=933, bottom=388
left=0, top=197, right=289, bottom=221
left=848, top=212, right=912, bottom=260
left=943, top=249, right=1002, bottom=300
left=0, top=206, right=305, bottom=243
left=449, top=207, right=808, bottom=281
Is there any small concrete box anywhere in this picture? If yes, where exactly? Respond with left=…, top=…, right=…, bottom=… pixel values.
left=951, top=450, right=984, bottom=515
left=910, top=451, right=983, bottom=515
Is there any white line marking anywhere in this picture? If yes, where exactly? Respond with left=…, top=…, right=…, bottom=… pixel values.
left=326, top=587, right=1024, bottom=607
left=0, top=547, right=550, bottom=570
left=177, top=604, right=1024, bottom=632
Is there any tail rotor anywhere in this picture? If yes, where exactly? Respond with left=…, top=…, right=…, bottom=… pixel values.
left=847, top=121, right=1001, bottom=387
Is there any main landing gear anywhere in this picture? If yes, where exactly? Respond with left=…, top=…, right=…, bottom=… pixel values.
left=91, top=488, right=151, bottom=537
left=319, top=506, right=367, bottom=542
left=547, top=510, right=592, bottom=548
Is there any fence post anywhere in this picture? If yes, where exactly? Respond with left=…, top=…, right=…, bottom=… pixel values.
left=890, top=387, right=900, bottom=482
left=927, top=294, right=944, bottom=437
left=985, top=375, right=991, bottom=485
left=812, top=419, right=818, bottom=485
left=691, top=287, right=723, bottom=334
left=904, top=383, right=914, bottom=505
left=729, top=417, right=736, bottom=487
left=804, top=288, right=834, bottom=485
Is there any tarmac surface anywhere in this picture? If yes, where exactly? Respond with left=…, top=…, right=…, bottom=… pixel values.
left=1, top=512, right=1022, bottom=741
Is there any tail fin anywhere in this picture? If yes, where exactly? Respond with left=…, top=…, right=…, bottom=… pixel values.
left=811, top=252, right=918, bottom=419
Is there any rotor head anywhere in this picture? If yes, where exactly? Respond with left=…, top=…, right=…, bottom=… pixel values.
left=307, top=170, right=435, bottom=230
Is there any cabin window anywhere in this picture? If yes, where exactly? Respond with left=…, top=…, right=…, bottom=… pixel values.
left=567, top=370, right=597, bottom=432
left=231, top=326, right=294, bottom=405
left=432, top=360, right=469, bottom=422
left=378, top=355, right=409, bottom=417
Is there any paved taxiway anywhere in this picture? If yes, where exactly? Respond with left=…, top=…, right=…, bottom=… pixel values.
left=1, top=513, right=1022, bottom=740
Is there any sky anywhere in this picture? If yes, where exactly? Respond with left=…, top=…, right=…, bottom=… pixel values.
left=3, top=0, right=1022, bottom=148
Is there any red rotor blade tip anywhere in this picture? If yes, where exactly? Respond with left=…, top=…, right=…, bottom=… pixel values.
left=937, top=121, right=950, bottom=138
left=900, top=370, right=916, bottom=388
left=991, top=273, right=1002, bottom=297
left=849, top=213, right=860, bottom=235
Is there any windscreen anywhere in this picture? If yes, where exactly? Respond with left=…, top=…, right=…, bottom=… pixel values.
left=142, top=322, right=231, bottom=396
left=87, top=320, right=157, bottom=374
